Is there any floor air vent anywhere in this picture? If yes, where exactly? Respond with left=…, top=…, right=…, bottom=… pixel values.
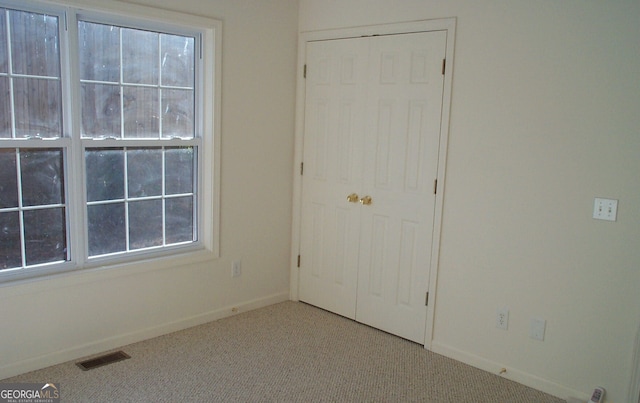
left=76, top=351, right=130, bottom=371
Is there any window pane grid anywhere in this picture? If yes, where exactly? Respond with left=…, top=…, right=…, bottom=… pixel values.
left=0, top=8, right=62, bottom=140
left=85, top=146, right=196, bottom=258
left=79, top=21, right=195, bottom=140
left=0, top=148, right=68, bottom=271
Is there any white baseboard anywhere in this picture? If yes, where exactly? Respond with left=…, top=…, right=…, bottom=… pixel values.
left=0, top=292, right=289, bottom=380
left=430, top=341, right=589, bottom=402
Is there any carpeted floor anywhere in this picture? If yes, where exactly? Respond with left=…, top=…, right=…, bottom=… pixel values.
left=2, top=301, right=565, bottom=402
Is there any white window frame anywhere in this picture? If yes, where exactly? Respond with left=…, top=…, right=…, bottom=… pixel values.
left=0, top=0, right=221, bottom=283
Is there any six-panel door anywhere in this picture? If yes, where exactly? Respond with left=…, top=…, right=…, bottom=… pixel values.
left=299, top=31, right=446, bottom=344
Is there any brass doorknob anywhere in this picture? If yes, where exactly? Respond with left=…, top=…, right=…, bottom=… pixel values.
left=359, top=196, right=372, bottom=205
left=347, top=193, right=359, bottom=203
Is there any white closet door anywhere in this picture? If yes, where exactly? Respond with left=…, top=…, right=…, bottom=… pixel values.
left=298, top=38, right=368, bottom=319
left=356, top=31, right=446, bottom=343
left=299, top=31, right=446, bottom=344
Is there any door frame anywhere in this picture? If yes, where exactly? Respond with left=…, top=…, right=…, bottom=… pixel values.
left=290, top=18, right=456, bottom=349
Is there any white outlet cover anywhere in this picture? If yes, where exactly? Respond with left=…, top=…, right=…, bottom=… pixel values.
left=593, top=198, right=618, bottom=221
left=232, top=260, right=241, bottom=277
left=496, top=308, right=509, bottom=330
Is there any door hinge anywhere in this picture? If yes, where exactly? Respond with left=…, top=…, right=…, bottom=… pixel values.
left=303, top=64, right=307, bottom=78
left=425, top=292, right=429, bottom=306
left=300, top=162, right=304, bottom=175
left=433, top=179, right=438, bottom=195
left=297, top=255, right=301, bottom=268
left=442, top=59, right=446, bottom=75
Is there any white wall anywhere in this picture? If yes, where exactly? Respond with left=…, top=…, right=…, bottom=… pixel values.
left=0, top=0, right=298, bottom=379
left=299, top=1, right=640, bottom=402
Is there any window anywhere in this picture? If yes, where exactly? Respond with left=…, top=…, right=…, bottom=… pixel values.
left=0, top=1, right=220, bottom=281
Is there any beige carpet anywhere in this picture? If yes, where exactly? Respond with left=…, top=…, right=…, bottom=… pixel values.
left=2, top=301, right=565, bottom=402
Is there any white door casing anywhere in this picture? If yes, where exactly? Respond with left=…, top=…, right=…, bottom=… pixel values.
left=290, top=19, right=456, bottom=348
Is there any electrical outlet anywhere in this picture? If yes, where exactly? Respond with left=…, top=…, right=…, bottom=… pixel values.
left=496, top=308, right=509, bottom=330
left=232, top=260, right=241, bottom=278
left=530, top=318, right=546, bottom=341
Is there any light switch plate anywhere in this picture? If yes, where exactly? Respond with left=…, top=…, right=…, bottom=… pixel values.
left=593, top=198, right=618, bottom=221
left=530, top=318, right=546, bottom=341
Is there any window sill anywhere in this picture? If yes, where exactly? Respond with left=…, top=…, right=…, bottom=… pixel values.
left=0, top=246, right=217, bottom=297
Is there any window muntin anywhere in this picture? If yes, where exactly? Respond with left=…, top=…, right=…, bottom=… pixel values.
left=0, top=1, right=215, bottom=280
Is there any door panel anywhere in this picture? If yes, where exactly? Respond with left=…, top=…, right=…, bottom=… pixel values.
left=356, top=31, right=446, bottom=343
left=298, top=38, right=368, bottom=319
